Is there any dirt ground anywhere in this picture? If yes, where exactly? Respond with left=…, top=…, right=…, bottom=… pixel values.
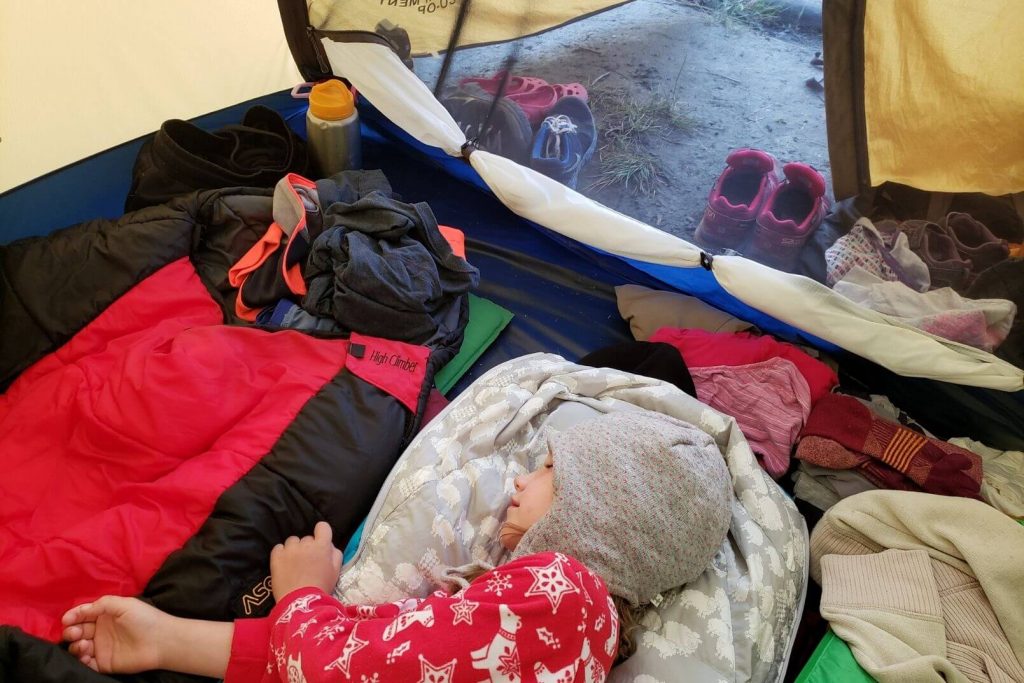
left=416, top=0, right=829, bottom=243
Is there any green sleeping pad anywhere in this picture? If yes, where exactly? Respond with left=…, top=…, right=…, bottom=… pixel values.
left=795, top=629, right=874, bottom=683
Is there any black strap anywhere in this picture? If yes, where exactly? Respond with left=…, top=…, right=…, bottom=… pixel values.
left=433, top=0, right=533, bottom=144
left=432, top=0, right=475, bottom=99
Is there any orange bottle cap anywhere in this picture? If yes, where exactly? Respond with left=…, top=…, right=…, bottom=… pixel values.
left=309, top=80, right=355, bottom=120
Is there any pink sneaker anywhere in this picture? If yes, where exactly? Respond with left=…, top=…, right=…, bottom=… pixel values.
left=694, top=149, right=780, bottom=249
left=749, top=162, right=829, bottom=270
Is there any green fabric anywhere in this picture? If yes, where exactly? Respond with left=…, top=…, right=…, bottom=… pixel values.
left=796, top=630, right=875, bottom=683
left=434, top=294, right=513, bottom=395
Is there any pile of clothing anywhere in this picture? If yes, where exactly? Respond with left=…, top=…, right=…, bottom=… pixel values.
left=617, top=283, right=839, bottom=479
left=825, top=215, right=1022, bottom=363
left=228, top=170, right=478, bottom=351
left=615, top=282, right=1024, bottom=683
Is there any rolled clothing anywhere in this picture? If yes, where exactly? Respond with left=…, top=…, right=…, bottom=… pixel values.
left=579, top=340, right=697, bottom=397
left=967, top=258, right=1024, bottom=369
left=792, top=461, right=878, bottom=511
left=614, top=284, right=754, bottom=340
left=125, top=105, right=309, bottom=212
left=825, top=217, right=931, bottom=290
left=649, top=327, right=838, bottom=402
left=256, top=299, right=341, bottom=333
left=303, top=191, right=479, bottom=351
left=839, top=389, right=936, bottom=437
left=950, top=437, right=1024, bottom=520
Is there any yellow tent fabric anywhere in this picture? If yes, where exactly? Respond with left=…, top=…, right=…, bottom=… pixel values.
left=0, top=1, right=299, bottom=194
left=863, top=0, right=1024, bottom=195
left=309, top=0, right=629, bottom=55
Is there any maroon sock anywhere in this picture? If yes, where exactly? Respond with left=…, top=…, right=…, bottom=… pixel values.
left=799, top=394, right=983, bottom=499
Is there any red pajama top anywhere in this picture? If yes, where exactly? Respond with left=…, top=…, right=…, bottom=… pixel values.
left=226, top=552, right=617, bottom=683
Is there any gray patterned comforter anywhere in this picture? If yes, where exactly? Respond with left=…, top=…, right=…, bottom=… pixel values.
left=335, top=354, right=808, bottom=683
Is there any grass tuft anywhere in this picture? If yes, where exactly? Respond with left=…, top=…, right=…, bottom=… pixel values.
left=588, top=81, right=695, bottom=196
left=683, top=0, right=782, bottom=28
left=591, top=140, right=666, bottom=196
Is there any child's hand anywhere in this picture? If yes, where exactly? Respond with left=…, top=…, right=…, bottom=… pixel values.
left=270, top=521, right=343, bottom=601
left=61, top=596, right=167, bottom=673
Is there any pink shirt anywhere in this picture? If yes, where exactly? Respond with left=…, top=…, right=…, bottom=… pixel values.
left=649, top=328, right=838, bottom=403
left=690, top=359, right=812, bottom=478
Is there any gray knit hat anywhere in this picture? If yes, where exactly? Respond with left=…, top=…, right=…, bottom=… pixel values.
left=512, top=411, right=732, bottom=606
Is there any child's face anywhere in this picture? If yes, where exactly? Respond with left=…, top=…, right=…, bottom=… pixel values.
left=499, top=450, right=556, bottom=551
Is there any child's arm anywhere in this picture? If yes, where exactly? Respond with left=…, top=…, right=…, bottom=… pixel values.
left=62, top=596, right=233, bottom=677
left=150, top=612, right=234, bottom=677
left=254, top=553, right=616, bottom=683
left=62, top=520, right=343, bottom=679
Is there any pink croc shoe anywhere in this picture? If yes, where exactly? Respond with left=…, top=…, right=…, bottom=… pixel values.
left=457, top=71, right=558, bottom=126
left=553, top=82, right=588, bottom=103
left=508, top=85, right=560, bottom=126
left=694, top=149, right=780, bottom=249
left=459, top=71, right=548, bottom=97
left=749, top=162, right=830, bottom=270
left=459, top=73, right=589, bottom=125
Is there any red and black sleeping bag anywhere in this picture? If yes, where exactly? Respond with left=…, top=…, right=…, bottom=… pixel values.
left=0, top=185, right=471, bottom=681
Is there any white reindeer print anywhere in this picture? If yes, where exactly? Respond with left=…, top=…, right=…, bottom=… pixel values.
left=382, top=605, right=435, bottom=642
left=470, top=604, right=523, bottom=682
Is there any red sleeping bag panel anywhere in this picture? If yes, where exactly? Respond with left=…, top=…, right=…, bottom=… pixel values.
left=0, top=258, right=349, bottom=641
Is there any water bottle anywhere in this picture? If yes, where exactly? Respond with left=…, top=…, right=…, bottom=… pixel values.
left=306, top=80, right=362, bottom=176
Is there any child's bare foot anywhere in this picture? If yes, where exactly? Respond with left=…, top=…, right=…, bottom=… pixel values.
left=61, top=596, right=167, bottom=673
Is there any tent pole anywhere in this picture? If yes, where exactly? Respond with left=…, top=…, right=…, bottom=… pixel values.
left=433, top=0, right=475, bottom=98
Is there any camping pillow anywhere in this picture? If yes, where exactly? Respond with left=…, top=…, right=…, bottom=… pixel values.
left=616, top=284, right=754, bottom=340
